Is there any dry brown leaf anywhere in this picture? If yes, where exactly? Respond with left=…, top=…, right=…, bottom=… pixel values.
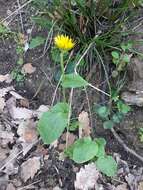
left=78, top=111, right=91, bottom=137
left=22, top=142, right=37, bottom=156
left=1, top=146, right=19, bottom=174
left=6, top=96, right=33, bottom=120
left=58, top=133, right=76, bottom=151
left=0, top=131, right=14, bottom=148
left=0, top=74, right=12, bottom=83
left=0, top=174, right=9, bottom=188
left=0, top=86, right=14, bottom=97
left=22, top=63, right=36, bottom=74
left=138, top=181, right=143, bottom=190
left=11, top=107, right=33, bottom=120
left=6, top=183, right=16, bottom=190
left=4, top=162, right=19, bottom=175
left=17, top=120, right=38, bottom=143
left=58, top=143, right=66, bottom=151
left=19, top=98, right=29, bottom=108
left=20, top=157, right=41, bottom=182
left=34, top=105, right=49, bottom=118
left=8, top=105, right=33, bottom=120
left=74, top=163, right=100, bottom=190
left=116, top=184, right=128, bottom=190
left=0, top=147, right=9, bottom=162
left=36, top=144, right=48, bottom=156
left=125, top=173, right=137, bottom=189
left=17, top=120, right=38, bottom=155
left=53, top=187, right=62, bottom=190
left=0, top=97, right=6, bottom=113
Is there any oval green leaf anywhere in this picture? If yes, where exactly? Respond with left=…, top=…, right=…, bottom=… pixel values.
left=96, top=156, right=117, bottom=177
left=95, top=138, right=106, bottom=157
left=96, top=106, right=110, bottom=119
left=38, top=102, right=69, bottom=144
left=111, top=51, right=120, bottom=59
left=103, top=120, right=114, bottom=129
left=62, top=73, right=88, bottom=88
left=72, top=137, right=99, bottom=163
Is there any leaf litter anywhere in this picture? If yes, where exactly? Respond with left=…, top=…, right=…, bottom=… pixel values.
left=20, top=157, right=41, bottom=182
left=78, top=111, right=91, bottom=138
left=74, top=163, right=100, bottom=190
left=21, top=63, right=36, bottom=74
left=0, top=74, right=12, bottom=83
left=0, top=86, right=48, bottom=188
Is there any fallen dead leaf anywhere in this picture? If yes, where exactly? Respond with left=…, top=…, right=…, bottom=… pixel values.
left=0, top=97, right=6, bottom=113
left=74, top=163, right=100, bottom=190
left=53, top=187, right=62, bottom=190
left=0, top=75, right=7, bottom=82
left=125, top=172, right=139, bottom=190
left=17, top=120, right=38, bottom=143
left=116, top=184, right=128, bottom=190
left=0, top=174, right=9, bottom=188
left=0, top=131, right=14, bottom=148
left=58, top=143, right=66, bottom=151
left=0, top=147, right=9, bottom=161
left=6, top=96, right=33, bottom=120
left=22, top=63, right=36, bottom=74
left=0, top=86, right=14, bottom=97
left=58, top=133, right=76, bottom=151
left=0, top=74, right=12, bottom=83
left=19, top=98, right=29, bottom=108
left=20, top=157, right=41, bottom=182
left=2, top=146, right=20, bottom=175
left=78, top=111, right=91, bottom=138
left=17, top=120, right=38, bottom=156
left=4, top=162, right=19, bottom=175
left=138, top=181, right=143, bottom=190
left=34, top=105, right=49, bottom=118
left=6, top=183, right=16, bottom=190
left=10, top=107, right=33, bottom=120
left=22, top=142, right=37, bottom=156
left=36, top=144, right=48, bottom=156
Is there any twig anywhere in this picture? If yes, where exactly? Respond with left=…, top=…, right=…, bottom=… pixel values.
left=32, top=80, right=45, bottom=99
left=17, top=0, right=24, bottom=33
left=17, top=180, right=41, bottom=190
left=88, top=83, right=110, bottom=97
left=111, top=128, right=143, bottom=163
left=53, top=165, right=63, bottom=187
left=1, top=0, right=33, bottom=23
left=40, top=68, right=55, bottom=87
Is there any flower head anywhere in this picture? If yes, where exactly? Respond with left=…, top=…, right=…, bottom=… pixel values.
left=54, top=34, right=75, bottom=51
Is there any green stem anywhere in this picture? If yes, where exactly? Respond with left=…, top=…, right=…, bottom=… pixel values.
left=60, top=52, right=66, bottom=102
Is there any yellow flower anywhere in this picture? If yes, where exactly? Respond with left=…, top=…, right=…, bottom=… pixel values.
left=54, top=34, right=75, bottom=51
